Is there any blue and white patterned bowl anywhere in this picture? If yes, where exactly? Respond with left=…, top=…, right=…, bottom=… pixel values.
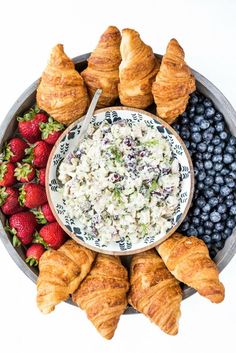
left=46, top=107, right=194, bottom=255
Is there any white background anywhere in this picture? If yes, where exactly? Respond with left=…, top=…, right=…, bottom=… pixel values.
left=0, top=1, right=236, bottom=352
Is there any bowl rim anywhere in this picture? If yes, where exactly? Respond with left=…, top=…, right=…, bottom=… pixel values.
left=46, top=106, right=194, bottom=255
left=0, top=53, right=235, bottom=309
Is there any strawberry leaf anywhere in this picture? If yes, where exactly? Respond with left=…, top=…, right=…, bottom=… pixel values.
left=33, top=231, right=49, bottom=249
left=32, top=208, right=47, bottom=224
left=40, top=117, right=65, bottom=139
left=23, top=146, right=34, bottom=164
left=12, top=234, right=21, bottom=247
left=0, top=187, right=8, bottom=206
left=25, top=256, right=38, bottom=266
left=18, top=185, right=26, bottom=206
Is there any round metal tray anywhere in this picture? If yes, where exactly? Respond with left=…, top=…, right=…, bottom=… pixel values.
left=0, top=53, right=236, bottom=314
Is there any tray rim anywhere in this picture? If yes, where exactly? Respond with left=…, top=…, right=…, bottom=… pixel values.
left=0, top=53, right=236, bottom=314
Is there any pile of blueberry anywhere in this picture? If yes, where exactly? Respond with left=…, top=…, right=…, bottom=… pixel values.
left=172, top=91, right=236, bottom=258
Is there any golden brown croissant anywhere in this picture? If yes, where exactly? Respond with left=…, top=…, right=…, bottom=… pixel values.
left=128, top=249, right=182, bottom=335
left=118, top=28, right=160, bottom=109
left=72, top=254, right=129, bottom=340
left=36, top=44, right=89, bottom=125
left=157, top=232, right=225, bottom=303
left=81, top=26, right=121, bottom=108
left=152, top=38, right=196, bottom=124
left=37, top=240, right=96, bottom=314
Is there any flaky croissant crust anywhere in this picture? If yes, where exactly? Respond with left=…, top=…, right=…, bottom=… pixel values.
left=158, top=233, right=225, bottom=303
left=36, top=44, right=88, bottom=125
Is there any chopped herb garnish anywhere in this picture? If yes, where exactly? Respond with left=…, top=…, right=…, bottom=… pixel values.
left=140, top=223, right=148, bottom=235
left=143, top=139, right=159, bottom=147
left=110, top=146, right=122, bottom=163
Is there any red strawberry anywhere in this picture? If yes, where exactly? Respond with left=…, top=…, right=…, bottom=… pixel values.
left=0, top=162, right=16, bottom=186
left=33, top=203, right=56, bottom=224
left=37, top=168, right=46, bottom=186
left=18, top=107, right=48, bottom=143
left=0, top=186, right=25, bottom=215
left=24, top=141, right=52, bottom=168
left=19, top=183, right=47, bottom=208
left=2, top=137, right=28, bottom=163
left=14, top=162, right=35, bottom=183
left=25, top=243, right=45, bottom=266
left=6, top=211, right=37, bottom=246
left=40, top=117, right=65, bottom=145
left=35, top=222, right=66, bottom=249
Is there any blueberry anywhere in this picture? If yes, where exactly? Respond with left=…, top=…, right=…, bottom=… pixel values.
left=180, top=221, right=189, bottom=232
left=212, top=136, right=221, bottom=146
left=230, top=162, right=236, bottom=171
left=205, top=176, right=214, bottom=186
left=205, top=106, right=215, bottom=118
left=220, top=131, right=228, bottom=140
left=210, top=249, right=217, bottom=258
left=207, top=169, right=216, bottom=176
left=202, top=235, right=211, bottom=243
left=215, top=222, right=224, bottom=231
left=212, top=233, right=222, bottom=242
left=184, top=140, right=190, bottom=149
left=226, top=178, right=235, bottom=188
left=229, top=136, right=236, bottom=145
left=204, top=160, right=213, bottom=170
left=215, top=241, right=224, bottom=250
left=181, top=116, right=190, bottom=124
left=214, top=145, right=223, bottom=154
left=210, top=211, right=221, bottom=223
left=221, top=167, right=230, bottom=175
left=205, top=229, right=212, bottom=235
left=193, top=207, right=201, bottom=216
left=195, top=152, right=203, bottom=160
left=198, top=226, right=204, bottom=235
left=204, top=189, right=215, bottom=198
left=215, top=175, right=224, bottom=184
left=180, top=127, right=190, bottom=139
left=200, top=120, right=210, bottom=130
left=223, top=228, right=232, bottom=238
left=192, top=217, right=200, bottom=225
left=196, top=103, right=205, bottom=114
left=202, top=152, right=212, bottom=160
left=209, top=197, right=219, bottom=207
left=226, top=199, right=234, bottom=208
left=197, top=142, right=207, bottom=152
left=207, top=145, right=214, bottom=153
left=218, top=204, right=227, bottom=214
left=186, top=228, right=198, bottom=236
left=230, top=171, right=236, bottom=179
left=197, top=171, right=206, bottom=181
left=197, top=182, right=205, bottom=190
left=191, top=142, right=197, bottom=149
left=191, top=124, right=201, bottom=133
left=212, top=155, right=222, bottom=163
left=215, top=121, right=225, bottom=132
left=195, top=160, right=204, bottom=169
left=203, top=98, right=212, bottom=107
left=223, top=153, right=234, bottom=164
left=200, top=213, right=209, bottom=221
left=220, top=185, right=231, bottom=197
left=196, top=197, right=206, bottom=208
left=226, top=218, right=236, bottom=229
left=214, top=163, right=223, bottom=171
left=212, top=184, right=220, bottom=193
left=221, top=213, right=228, bottom=221
left=214, top=112, right=223, bottom=122
left=225, top=145, right=236, bottom=154
left=202, top=204, right=211, bottom=213
left=194, top=115, right=204, bottom=124
left=205, top=220, right=214, bottom=229
left=202, top=131, right=213, bottom=141
left=188, top=105, right=195, bottom=114
left=190, top=94, right=199, bottom=105
left=172, top=123, right=180, bottom=132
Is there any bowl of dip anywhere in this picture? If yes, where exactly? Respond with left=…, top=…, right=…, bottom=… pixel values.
left=46, top=106, right=194, bottom=255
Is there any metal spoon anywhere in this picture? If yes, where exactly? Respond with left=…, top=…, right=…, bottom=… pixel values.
left=56, top=88, right=102, bottom=186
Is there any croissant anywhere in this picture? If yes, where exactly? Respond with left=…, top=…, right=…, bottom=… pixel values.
left=128, top=250, right=182, bottom=335
left=72, top=254, right=129, bottom=340
left=36, top=44, right=89, bottom=125
left=118, top=28, right=160, bottom=109
left=81, top=26, right=121, bottom=108
left=157, top=232, right=225, bottom=303
left=37, top=240, right=96, bottom=314
left=152, top=38, right=196, bottom=124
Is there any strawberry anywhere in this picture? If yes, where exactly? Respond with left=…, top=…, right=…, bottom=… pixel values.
left=24, top=141, right=52, bottom=168
left=33, top=203, right=56, bottom=224
left=6, top=211, right=37, bottom=246
left=34, top=222, right=66, bottom=249
left=2, top=137, right=28, bottom=163
left=0, top=186, right=25, bottom=215
left=40, top=117, right=65, bottom=145
left=0, top=162, right=16, bottom=186
left=19, top=183, right=47, bottom=208
left=14, top=162, right=35, bottom=183
left=17, top=106, right=48, bottom=143
left=37, top=168, right=46, bottom=186
left=25, top=243, right=45, bottom=266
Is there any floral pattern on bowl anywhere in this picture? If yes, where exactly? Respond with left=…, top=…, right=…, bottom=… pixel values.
left=46, top=107, right=194, bottom=255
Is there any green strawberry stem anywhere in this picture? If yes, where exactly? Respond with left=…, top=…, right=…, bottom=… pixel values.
left=2, top=142, right=13, bottom=162
left=0, top=187, right=8, bottom=206
left=17, top=105, right=40, bottom=122
left=5, top=220, right=21, bottom=247
left=25, top=256, right=38, bottom=266
left=33, top=231, right=49, bottom=249
left=0, top=163, right=7, bottom=181
left=18, top=186, right=27, bottom=206
left=14, top=163, right=33, bottom=182
left=23, top=146, right=34, bottom=164
left=40, top=116, right=64, bottom=139
left=32, top=208, right=47, bottom=224
left=12, top=234, right=21, bottom=247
